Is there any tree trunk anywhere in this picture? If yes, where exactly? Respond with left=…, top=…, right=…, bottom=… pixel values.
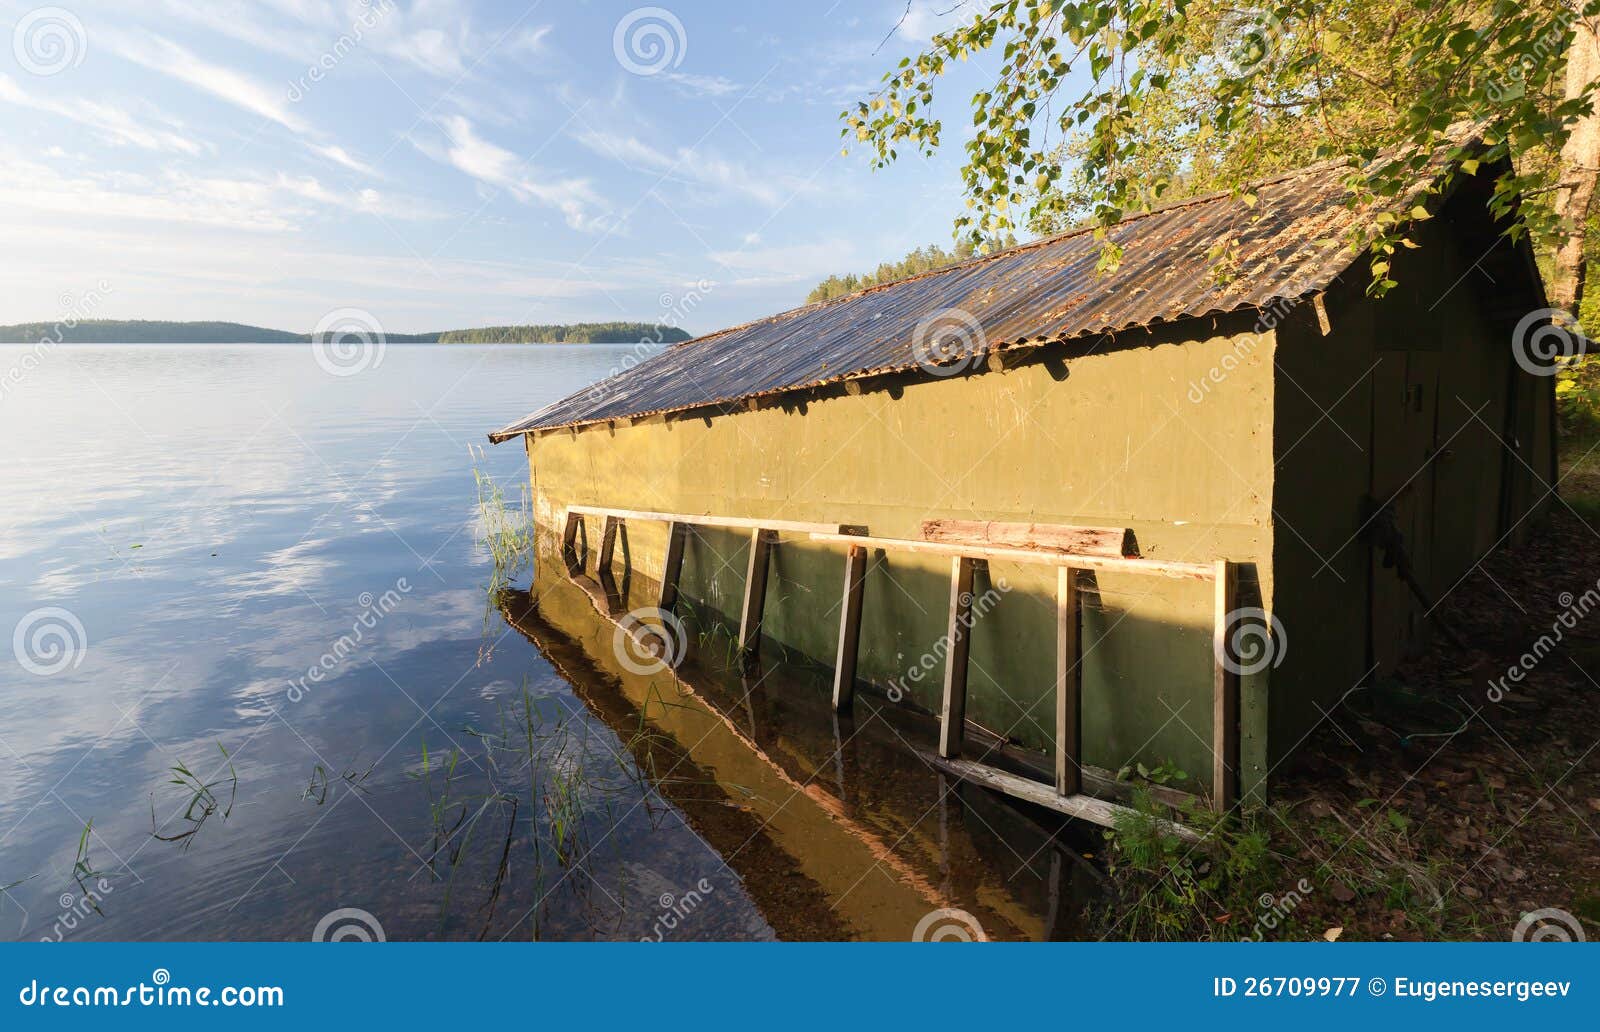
left=1552, top=15, right=1600, bottom=317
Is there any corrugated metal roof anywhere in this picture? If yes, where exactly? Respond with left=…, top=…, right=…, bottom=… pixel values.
left=488, top=158, right=1396, bottom=442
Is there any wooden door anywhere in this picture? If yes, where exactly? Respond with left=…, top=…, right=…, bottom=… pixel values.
left=1369, top=351, right=1440, bottom=672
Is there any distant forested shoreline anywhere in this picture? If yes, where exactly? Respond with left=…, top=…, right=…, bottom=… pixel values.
left=0, top=319, right=691, bottom=344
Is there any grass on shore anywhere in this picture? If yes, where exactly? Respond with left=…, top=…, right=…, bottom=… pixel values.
left=1095, top=405, right=1600, bottom=942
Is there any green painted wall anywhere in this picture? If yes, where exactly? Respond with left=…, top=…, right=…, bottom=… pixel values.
left=522, top=317, right=1278, bottom=801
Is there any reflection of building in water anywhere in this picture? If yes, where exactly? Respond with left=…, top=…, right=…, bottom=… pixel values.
left=499, top=564, right=1096, bottom=941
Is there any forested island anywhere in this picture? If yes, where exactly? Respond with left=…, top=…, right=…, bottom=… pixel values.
left=0, top=319, right=691, bottom=344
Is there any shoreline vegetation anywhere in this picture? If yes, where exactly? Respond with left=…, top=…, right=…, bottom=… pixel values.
left=0, top=319, right=691, bottom=345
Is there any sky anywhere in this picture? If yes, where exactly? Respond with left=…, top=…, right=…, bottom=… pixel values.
left=0, top=0, right=1015, bottom=336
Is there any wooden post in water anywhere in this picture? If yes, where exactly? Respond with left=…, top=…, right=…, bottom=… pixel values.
left=832, top=544, right=868, bottom=712
left=598, top=515, right=619, bottom=574
left=1055, top=565, right=1081, bottom=796
left=738, top=528, right=774, bottom=660
left=562, top=509, right=581, bottom=553
left=658, top=522, right=687, bottom=611
left=938, top=555, right=976, bottom=759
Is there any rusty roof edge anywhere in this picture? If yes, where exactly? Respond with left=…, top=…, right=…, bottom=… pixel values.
left=486, top=286, right=1333, bottom=442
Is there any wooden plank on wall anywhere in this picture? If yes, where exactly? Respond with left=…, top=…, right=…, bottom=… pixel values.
left=1212, top=560, right=1240, bottom=814
left=832, top=545, right=868, bottom=712
left=922, top=519, right=1138, bottom=558
left=808, top=532, right=1213, bottom=580
left=1055, top=565, right=1081, bottom=796
left=567, top=504, right=846, bottom=536
left=658, top=521, right=687, bottom=611
left=939, top=555, right=976, bottom=759
left=738, top=528, right=774, bottom=658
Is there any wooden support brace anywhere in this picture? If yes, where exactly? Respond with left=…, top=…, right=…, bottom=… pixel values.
left=1055, top=565, right=1082, bottom=797
left=658, top=521, right=687, bottom=611
left=1212, top=560, right=1240, bottom=814
left=597, top=515, right=620, bottom=573
left=561, top=509, right=581, bottom=554
left=738, top=528, right=774, bottom=658
left=938, top=555, right=976, bottom=759
left=832, top=545, right=868, bottom=712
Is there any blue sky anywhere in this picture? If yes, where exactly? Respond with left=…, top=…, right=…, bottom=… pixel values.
left=0, top=0, right=1011, bottom=335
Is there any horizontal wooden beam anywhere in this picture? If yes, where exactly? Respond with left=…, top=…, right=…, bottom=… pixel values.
left=923, top=519, right=1137, bottom=559
left=807, top=532, right=1216, bottom=580
left=566, top=504, right=852, bottom=537
left=922, top=752, right=1203, bottom=843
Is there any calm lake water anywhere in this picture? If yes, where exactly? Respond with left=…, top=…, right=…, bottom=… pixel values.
left=0, top=344, right=1088, bottom=941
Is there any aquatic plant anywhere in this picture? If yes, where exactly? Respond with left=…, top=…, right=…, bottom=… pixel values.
left=470, top=447, right=535, bottom=587
left=469, top=446, right=537, bottom=661
left=301, top=758, right=375, bottom=805
left=149, top=743, right=237, bottom=851
left=67, top=820, right=114, bottom=917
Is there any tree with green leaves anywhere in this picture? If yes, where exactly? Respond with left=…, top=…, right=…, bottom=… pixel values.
left=844, top=1, right=1600, bottom=314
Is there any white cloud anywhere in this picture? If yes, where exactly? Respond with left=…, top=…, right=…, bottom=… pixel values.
left=505, top=24, right=554, bottom=54
left=662, top=72, right=744, bottom=98
left=0, top=74, right=204, bottom=155
left=105, top=29, right=309, bottom=134
left=149, top=0, right=511, bottom=80
left=0, top=160, right=439, bottom=235
left=310, top=143, right=379, bottom=178
left=0, top=160, right=298, bottom=232
left=707, top=240, right=855, bottom=285
left=96, top=26, right=387, bottom=181
left=0, top=217, right=665, bottom=331
left=420, top=116, right=614, bottom=232
left=149, top=0, right=318, bottom=60
left=574, top=128, right=812, bottom=208
left=897, top=1, right=954, bottom=42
